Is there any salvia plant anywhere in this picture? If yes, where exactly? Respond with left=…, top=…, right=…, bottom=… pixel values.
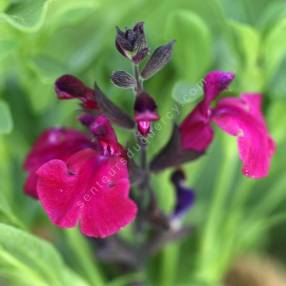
left=20, top=21, right=276, bottom=285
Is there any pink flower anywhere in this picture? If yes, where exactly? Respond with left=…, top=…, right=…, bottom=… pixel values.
left=24, top=128, right=92, bottom=198
left=25, top=116, right=137, bottom=238
left=179, top=71, right=275, bottom=179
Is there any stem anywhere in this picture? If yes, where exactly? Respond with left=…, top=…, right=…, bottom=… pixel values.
left=217, top=178, right=255, bottom=273
left=65, top=229, right=105, bottom=286
left=250, top=175, right=286, bottom=218
left=159, top=244, right=179, bottom=286
left=133, top=64, right=143, bottom=93
left=132, top=61, right=156, bottom=211
left=196, top=137, right=238, bottom=284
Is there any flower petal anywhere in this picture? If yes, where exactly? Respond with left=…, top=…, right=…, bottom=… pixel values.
left=204, top=71, right=235, bottom=105
left=24, top=128, right=92, bottom=198
left=179, top=102, right=214, bottom=152
left=36, top=148, right=137, bottom=238
left=212, top=94, right=275, bottom=178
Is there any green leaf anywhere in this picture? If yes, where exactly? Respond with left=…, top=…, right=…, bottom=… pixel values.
left=0, top=223, right=67, bottom=286
left=0, top=0, right=9, bottom=12
left=65, top=228, right=105, bottom=286
left=29, top=55, right=69, bottom=82
left=107, top=273, right=145, bottom=286
left=0, top=100, right=13, bottom=134
left=165, top=10, right=212, bottom=82
left=0, top=40, right=18, bottom=61
left=258, top=1, right=286, bottom=32
left=63, top=269, right=90, bottom=286
left=262, top=17, right=286, bottom=84
left=268, top=59, right=286, bottom=100
left=46, top=0, right=99, bottom=27
left=268, top=99, right=286, bottom=144
left=221, top=0, right=271, bottom=25
left=0, top=0, right=50, bottom=32
left=22, top=72, right=56, bottom=113
left=0, top=192, right=24, bottom=228
left=229, top=21, right=263, bottom=91
left=172, top=80, right=203, bottom=104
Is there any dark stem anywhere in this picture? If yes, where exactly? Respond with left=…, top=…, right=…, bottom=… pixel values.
left=133, top=64, right=143, bottom=93
left=132, top=62, right=167, bottom=227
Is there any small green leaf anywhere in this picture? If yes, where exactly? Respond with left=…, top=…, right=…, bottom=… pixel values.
left=1, top=0, right=50, bottom=32
left=165, top=10, right=212, bottom=82
left=0, top=100, right=13, bottom=134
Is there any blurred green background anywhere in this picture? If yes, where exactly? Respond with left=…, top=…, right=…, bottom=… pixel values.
left=1, top=0, right=286, bottom=285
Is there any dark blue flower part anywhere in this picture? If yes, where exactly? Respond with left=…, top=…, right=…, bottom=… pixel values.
left=171, top=169, right=195, bottom=218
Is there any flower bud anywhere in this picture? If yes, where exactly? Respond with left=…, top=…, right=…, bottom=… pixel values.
left=111, top=71, right=137, bottom=89
left=55, top=75, right=97, bottom=109
left=141, top=40, right=175, bottom=80
left=134, top=92, right=159, bottom=136
left=115, top=22, right=148, bottom=64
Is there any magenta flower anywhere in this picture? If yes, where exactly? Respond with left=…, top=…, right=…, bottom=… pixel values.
left=25, top=115, right=137, bottom=238
left=24, top=128, right=92, bottom=198
left=179, top=71, right=275, bottom=179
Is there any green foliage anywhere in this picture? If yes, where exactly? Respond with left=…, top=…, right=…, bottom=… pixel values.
left=0, top=223, right=89, bottom=286
left=0, top=100, right=13, bottom=134
left=166, top=10, right=212, bottom=82
left=262, top=17, right=286, bottom=83
left=0, top=0, right=286, bottom=285
left=0, top=0, right=49, bottom=32
left=229, top=21, right=262, bottom=91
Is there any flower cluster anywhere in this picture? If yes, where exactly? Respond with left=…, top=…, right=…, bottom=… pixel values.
left=112, top=22, right=175, bottom=136
left=24, top=22, right=275, bottom=239
left=24, top=76, right=138, bottom=238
